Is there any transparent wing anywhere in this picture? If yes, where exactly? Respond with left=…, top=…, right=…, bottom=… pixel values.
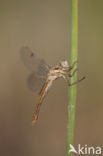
left=37, top=59, right=50, bottom=77
left=20, top=46, right=50, bottom=92
left=27, top=72, right=47, bottom=93
left=20, top=46, right=50, bottom=73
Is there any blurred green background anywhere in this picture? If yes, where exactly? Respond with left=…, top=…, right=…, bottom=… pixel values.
left=0, top=0, right=103, bottom=156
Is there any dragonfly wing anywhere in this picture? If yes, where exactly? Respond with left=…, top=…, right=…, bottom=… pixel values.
left=27, top=72, right=47, bottom=93
left=20, top=46, right=50, bottom=92
left=20, top=46, right=50, bottom=73
left=37, top=59, right=50, bottom=76
left=20, top=46, right=39, bottom=72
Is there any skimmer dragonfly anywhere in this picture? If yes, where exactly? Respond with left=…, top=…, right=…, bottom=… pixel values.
left=20, top=47, right=85, bottom=125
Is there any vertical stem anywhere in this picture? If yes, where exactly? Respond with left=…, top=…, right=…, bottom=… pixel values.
left=66, top=0, right=78, bottom=156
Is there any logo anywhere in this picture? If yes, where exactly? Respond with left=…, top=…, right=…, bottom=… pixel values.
left=69, top=144, right=102, bottom=155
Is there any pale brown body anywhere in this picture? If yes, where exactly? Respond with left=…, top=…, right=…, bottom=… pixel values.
left=20, top=47, right=85, bottom=125
left=32, top=62, right=85, bottom=125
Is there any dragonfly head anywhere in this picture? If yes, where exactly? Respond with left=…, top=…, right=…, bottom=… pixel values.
left=59, top=60, right=69, bottom=69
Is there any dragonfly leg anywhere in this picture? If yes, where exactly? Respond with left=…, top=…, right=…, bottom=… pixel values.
left=62, top=75, right=70, bottom=85
left=68, top=60, right=77, bottom=71
left=68, top=68, right=78, bottom=77
left=68, top=77, right=85, bottom=86
left=62, top=68, right=77, bottom=83
left=71, top=60, right=77, bottom=68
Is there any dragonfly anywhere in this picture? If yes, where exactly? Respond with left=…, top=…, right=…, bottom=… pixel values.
left=20, top=47, right=85, bottom=125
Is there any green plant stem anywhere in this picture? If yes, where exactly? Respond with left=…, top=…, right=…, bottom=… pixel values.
left=66, top=0, right=78, bottom=156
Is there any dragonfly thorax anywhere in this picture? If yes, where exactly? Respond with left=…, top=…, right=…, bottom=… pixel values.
left=47, top=67, right=63, bottom=81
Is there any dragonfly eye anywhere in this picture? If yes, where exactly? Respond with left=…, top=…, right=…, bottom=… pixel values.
left=60, top=61, right=69, bottom=68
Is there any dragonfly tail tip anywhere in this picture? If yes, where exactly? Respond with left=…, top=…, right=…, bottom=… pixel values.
left=32, top=119, right=37, bottom=125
